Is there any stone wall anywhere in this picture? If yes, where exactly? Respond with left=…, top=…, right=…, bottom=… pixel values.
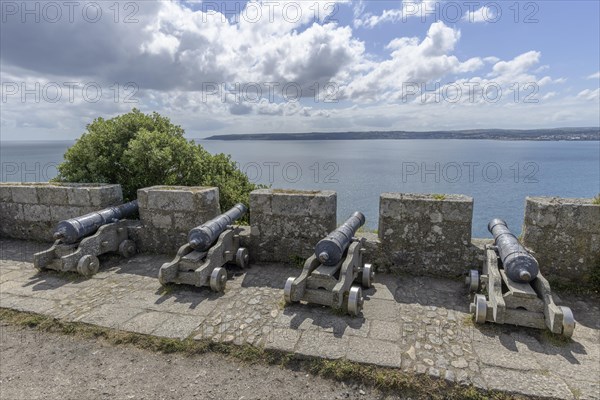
left=4, top=182, right=597, bottom=285
left=135, top=185, right=221, bottom=254
left=0, top=183, right=122, bottom=242
left=378, top=193, right=475, bottom=277
left=522, top=196, right=600, bottom=284
left=249, top=189, right=336, bottom=263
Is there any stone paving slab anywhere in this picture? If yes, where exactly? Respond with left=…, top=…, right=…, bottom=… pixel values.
left=1, top=239, right=599, bottom=400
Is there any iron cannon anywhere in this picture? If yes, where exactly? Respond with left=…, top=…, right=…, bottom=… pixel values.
left=488, top=218, right=539, bottom=283
left=315, top=211, right=365, bottom=266
left=34, top=201, right=139, bottom=276
left=54, top=200, right=139, bottom=244
left=464, top=218, right=575, bottom=338
left=284, top=211, right=373, bottom=316
left=158, top=204, right=250, bottom=292
left=188, top=203, right=247, bottom=251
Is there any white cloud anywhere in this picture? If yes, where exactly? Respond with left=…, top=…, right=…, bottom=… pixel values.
left=587, top=71, right=600, bottom=79
left=489, top=51, right=541, bottom=83
left=341, top=22, right=483, bottom=102
left=538, top=76, right=566, bottom=86
left=354, top=0, right=437, bottom=28
left=1, top=1, right=598, bottom=140
left=463, top=6, right=496, bottom=23
left=577, top=88, right=600, bottom=101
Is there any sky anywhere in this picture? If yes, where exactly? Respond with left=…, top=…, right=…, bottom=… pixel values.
left=1, top=0, right=599, bottom=140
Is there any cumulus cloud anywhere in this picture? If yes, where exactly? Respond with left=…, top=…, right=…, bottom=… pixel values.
left=354, top=0, right=437, bottom=28
left=577, top=88, right=600, bottom=101
left=463, top=6, right=496, bottom=23
left=587, top=71, right=600, bottom=79
left=489, top=51, right=541, bottom=83
left=1, top=0, right=598, bottom=140
left=1, top=1, right=360, bottom=92
left=341, top=22, right=483, bottom=102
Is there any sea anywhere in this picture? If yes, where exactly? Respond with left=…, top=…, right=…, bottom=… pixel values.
left=1, top=139, right=599, bottom=238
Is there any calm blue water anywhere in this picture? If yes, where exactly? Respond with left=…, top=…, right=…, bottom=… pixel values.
left=2, top=139, right=599, bottom=237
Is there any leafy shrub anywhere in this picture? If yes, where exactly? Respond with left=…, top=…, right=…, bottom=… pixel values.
left=55, top=109, right=261, bottom=212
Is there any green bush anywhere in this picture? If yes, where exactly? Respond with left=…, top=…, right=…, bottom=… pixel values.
left=55, top=109, right=261, bottom=213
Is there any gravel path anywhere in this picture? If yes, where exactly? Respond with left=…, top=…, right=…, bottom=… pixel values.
left=0, top=323, right=400, bottom=400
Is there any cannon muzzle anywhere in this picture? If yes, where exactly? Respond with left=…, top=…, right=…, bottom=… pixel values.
left=54, top=200, right=139, bottom=244
left=315, top=211, right=365, bottom=266
left=188, top=203, right=248, bottom=251
left=488, top=218, right=539, bottom=283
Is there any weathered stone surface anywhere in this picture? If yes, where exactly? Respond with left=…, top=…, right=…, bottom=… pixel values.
left=152, top=314, right=205, bottom=339
left=66, top=186, right=91, bottom=206
left=481, top=367, right=574, bottom=399
left=346, top=336, right=402, bottom=368
left=296, top=331, right=349, bottom=360
left=0, top=183, right=124, bottom=242
left=88, top=185, right=122, bottom=207
left=21, top=204, right=51, bottom=222
left=119, top=310, right=173, bottom=336
left=249, top=189, right=336, bottom=263
left=378, top=193, right=474, bottom=277
left=136, top=186, right=221, bottom=254
left=264, top=327, right=302, bottom=352
left=10, top=185, right=38, bottom=204
left=0, top=185, right=11, bottom=202
left=370, top=320, right=401, bottom=342
left=49, top=205, right=85, bottom=222
left=472, top=338, right=541, bottom=370
left=37, top=185, right=68, bottom=205
left=1, top=238, right=599, bottom=400
left=523, top=197, right=600, bottom=285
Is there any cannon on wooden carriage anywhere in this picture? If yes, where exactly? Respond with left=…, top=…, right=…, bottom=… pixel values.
left=283, top=212, right=374, bottom=316
left=465, top=218, right=575, bottom=337
left=158, top=204, right=249, bottom=292
left=34, top=200, right=139, bottom=276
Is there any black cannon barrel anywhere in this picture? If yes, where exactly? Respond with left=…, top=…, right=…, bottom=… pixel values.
left=488, top=218, right=539, bottom=283
left=188, top=203, right=248, bottom=251
left=314, top=211, right=365, bottom=266
left=54, top=200, right=139, bottom=244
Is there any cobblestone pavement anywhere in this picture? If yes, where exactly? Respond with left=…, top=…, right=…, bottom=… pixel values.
left=1, top=239, right=599, bottom=399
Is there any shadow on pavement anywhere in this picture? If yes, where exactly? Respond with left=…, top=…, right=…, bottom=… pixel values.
left=282, top=303, right=367, bottom=338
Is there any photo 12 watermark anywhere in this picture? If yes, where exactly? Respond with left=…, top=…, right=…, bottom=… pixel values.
left=200, top=81, right=339, bottom=104
left=402, top=82, right=540, bottom=104
left=1, top=161, right=341, bottom=185
left=1, top=81, right=139, bottom=104
left=1, top=1, right=139, bottom=23
left=236, top=161, right=339, bottom=184
left=410, top=1, right=540, bottom=24
left=199, top=1, right=340, bottom=24
left=2, top=162, right=60, bottom=183
left=400, top=161, right=539, bottom=184
left=355, top=1, right=540, bottom=25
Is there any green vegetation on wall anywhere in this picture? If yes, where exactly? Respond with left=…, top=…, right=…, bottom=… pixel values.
left=54, top=109, right=262, bottom=212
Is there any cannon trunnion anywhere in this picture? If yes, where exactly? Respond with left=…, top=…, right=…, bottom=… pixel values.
left=34, top=200, right=139, bottom=276
left=158, top=204, right=249, bottom=292
left=465, top=219, right=575, bottom=337
left=284, top=212, right=374, bottom=316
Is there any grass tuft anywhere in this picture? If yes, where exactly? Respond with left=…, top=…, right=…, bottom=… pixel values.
left=158, top=284, right=175, bottom=296
left=289, top=255, right=306, bottom=269
left=0, top=308, right=535, bottom=400
left=462, top=314, right=475, bottom=327
left=277, top=297, right=287, bottom=310
left=540, top=330, right=571, bottom=347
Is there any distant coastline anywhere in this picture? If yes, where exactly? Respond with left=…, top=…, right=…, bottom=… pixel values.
left=204, top=127, right=600, bottom=141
